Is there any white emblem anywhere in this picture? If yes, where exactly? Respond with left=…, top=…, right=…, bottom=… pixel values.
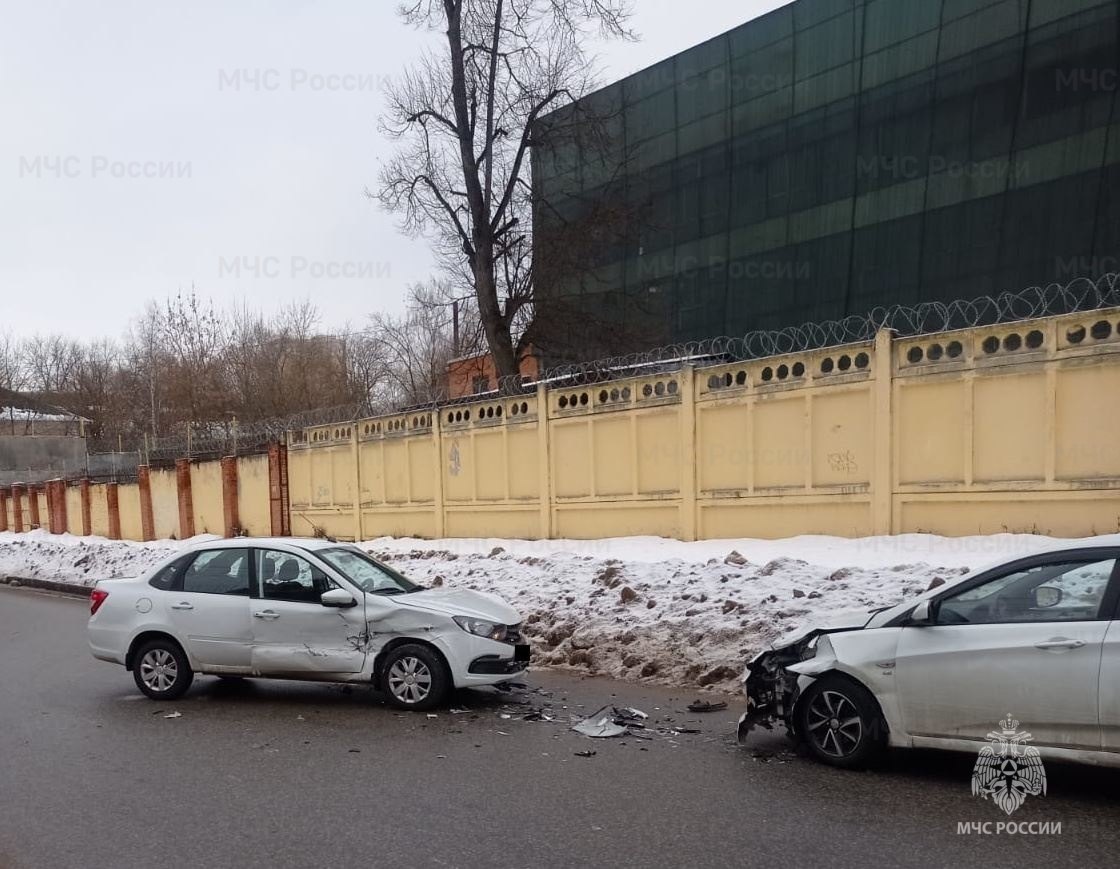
left=971, top=714, right=1047, bottom=815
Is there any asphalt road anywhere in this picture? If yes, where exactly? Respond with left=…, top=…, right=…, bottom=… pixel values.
left=1, top=586, right=1117, bottom=869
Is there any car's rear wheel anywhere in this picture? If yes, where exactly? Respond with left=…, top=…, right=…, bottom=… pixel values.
left=380, top=644, right=449, bottom=711
left=796, top=675, right=885, bottom=768
left=133, top=638, right=194, bottom=701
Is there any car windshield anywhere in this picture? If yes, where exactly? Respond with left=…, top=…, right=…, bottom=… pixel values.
left=317, top=547, right=421, bottom=595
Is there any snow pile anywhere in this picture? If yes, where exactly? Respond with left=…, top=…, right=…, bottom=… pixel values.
left=0, top=529, right=1083, bottom=691
left=0, top=531, right=213, bottom=584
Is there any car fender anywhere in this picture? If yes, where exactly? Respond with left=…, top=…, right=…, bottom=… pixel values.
left=789, top=629, right=910, bottom=747
left=126, top=622, right=196, bottom=670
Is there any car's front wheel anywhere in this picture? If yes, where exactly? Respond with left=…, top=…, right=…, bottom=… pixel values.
left=380, top=644, right=449, bottom=711
left=796, top=675, right=885, bottom=768
left=133, top=638, right=194, bottom=701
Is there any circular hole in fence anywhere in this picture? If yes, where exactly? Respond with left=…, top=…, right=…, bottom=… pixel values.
left=1003, top=333, right=1022, bottom=352
left=558, top=396, right=568, bottom=409
left=777, top=364, right=789, bottom=380
left=906, top=346, right=923, bottom=364
left=599, top=389, right=609, bottom=404
left=1091, top=319, right=1112, bottom=340
left=820, top=358, right=835, bottom=374
left=927, top=344, right=943, bottom=361
left=854, top=352, right=870, bottom=369
left=579, top=392, right=589, bottom=406
left=642, top=384, right=653, bottom=397
left=1026, top=330, right=1044, bottom=349
left=1066, top=325, right=1086, bottom=344
left=947, top=341, right=963, bottom=358
left=792, top=362, right=805, bottom=377
left=610, top=388, right=620, bottom=401
left=736, top=370, right=747, bottom=386
left=761, top=366, right=774, bottom=382
left=667, top=380, right=678, bottom=394
left=654, top=381, right=666, bottom=396
left=982, top=336, right=1000, bottom=354
left=521, top=401, right=529, bottom=414
left=838, top=355, right=852, bottom=371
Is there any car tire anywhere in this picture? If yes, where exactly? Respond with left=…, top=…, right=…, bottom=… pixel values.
left=796, top=675, right=885, bottom=769
left=133, top=638, right=194, bottom=701
left=380, top=644, right=449, bottom=711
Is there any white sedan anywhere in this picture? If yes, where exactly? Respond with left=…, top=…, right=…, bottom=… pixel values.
left=88, top=537, right=530, bottom=710
left=738, top=535, right=1120, bottom=769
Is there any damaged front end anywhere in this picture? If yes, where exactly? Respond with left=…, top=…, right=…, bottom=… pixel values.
left=736, top=629, right=840, bottom=744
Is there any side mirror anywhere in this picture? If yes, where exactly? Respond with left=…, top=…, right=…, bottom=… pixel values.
left=1034, top=586, right=1062, bottom=608
left=321, top=588, right=357, bottom=608
left=908, top=599, right=933, bottom=626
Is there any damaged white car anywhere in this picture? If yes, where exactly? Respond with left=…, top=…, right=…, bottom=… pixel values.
left=88, top=537, right=529, bottom=710
left=738, top=537, right=1120, bottom=769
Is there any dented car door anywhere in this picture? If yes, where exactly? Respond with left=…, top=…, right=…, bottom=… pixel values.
left=249, top=548, right=367, bottom=675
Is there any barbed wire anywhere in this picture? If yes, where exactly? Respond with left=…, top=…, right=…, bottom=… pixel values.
left=512, top=272, right=1120, bottom=391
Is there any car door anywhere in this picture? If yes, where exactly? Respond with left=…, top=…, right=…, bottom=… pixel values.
left=895, top=554, right=1118, bottom=751
left=249, top=548, right=367, bottom=675
left=164, top=548, right=253, bottom=670
left=1099, top=603, right=1120, bottom=752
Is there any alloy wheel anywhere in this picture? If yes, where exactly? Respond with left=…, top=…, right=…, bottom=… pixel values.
left=805, top=689, right=864, bottom=758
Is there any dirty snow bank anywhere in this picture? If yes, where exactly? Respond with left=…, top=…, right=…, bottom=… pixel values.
left=0, top=529, right=1085, bottom=692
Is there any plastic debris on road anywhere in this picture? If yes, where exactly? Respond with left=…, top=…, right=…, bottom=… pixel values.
left=571, top=705, right=647, bottom=738
left=687, top=700, right=727, bottom=713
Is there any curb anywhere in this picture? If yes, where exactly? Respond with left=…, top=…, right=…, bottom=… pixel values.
left=3, top=576, right=92, bottom=598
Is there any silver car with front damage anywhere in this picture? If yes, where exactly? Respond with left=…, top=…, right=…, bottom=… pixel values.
left=738, top=536, right=1120, bottom=769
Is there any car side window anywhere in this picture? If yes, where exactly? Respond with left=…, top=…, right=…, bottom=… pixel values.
left=149, top=556, right=189, bottom=591
left=182, top=549, right=250, bottom=596
left=257, top=549, right=334, bottom=604
left=937, top=559, right=1116, bottom=625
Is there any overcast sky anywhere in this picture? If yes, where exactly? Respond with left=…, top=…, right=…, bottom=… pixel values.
left=0, top=0, right=789, bottom=341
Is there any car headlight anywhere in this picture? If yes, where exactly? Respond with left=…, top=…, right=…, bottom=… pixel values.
left=453, top=616, right=508, bottom=642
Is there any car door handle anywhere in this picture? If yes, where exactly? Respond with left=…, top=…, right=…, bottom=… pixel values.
left=170, top=602, right=193, bottom=611
left=253, top=610, right=280, bottom=620
left=1035, top=638, right=1084, bottom=651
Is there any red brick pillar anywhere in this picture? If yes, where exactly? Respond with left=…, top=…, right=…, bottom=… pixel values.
left=0, top=487, right=9, bottom=532
left=11, top=485, right=25, bottom=532
left=106, top=482, right=121, bottom=540
left=176, top=459, right=195, bottom=539
left=221, top=456, right=240, bottom=538
left=28, top=485, right=42, bottom=529
left=59, top=482, right=71, bottom=534
left=46, top=480, right=65, bottom=533
left=79, top=478, right=92, bottom=536
left=138, top=466, right=155, bottom=541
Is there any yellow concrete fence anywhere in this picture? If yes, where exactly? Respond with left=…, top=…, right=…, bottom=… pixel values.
left=3, top=308, right=1119, bottom=542
left=287, top=307, right=1120, bottom=541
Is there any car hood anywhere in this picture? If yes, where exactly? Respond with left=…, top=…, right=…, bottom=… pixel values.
left=390, top=588, right=520, bottom=624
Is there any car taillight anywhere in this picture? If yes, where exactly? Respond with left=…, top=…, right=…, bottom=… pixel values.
left=90, top=589, right=109, bottom=616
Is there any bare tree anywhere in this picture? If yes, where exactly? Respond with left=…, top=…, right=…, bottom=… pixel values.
left=378, top=0, right=633, bottom=386
left=368, top=279, right=464, bottom=406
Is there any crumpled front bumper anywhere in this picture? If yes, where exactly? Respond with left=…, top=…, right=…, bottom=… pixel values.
left=735, top=633, right=829, bottom=744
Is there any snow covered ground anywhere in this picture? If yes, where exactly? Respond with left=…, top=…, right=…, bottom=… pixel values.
left=0, top=529, right=1080, bottom=692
